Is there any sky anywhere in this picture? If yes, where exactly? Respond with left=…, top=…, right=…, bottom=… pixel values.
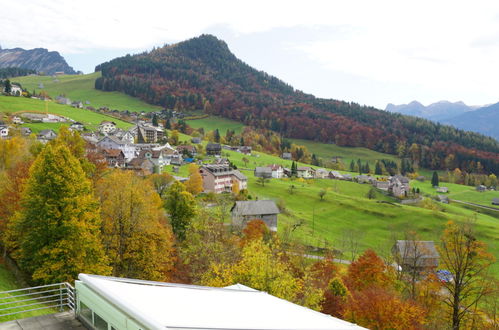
left=2, top=0, right=499, bottom=109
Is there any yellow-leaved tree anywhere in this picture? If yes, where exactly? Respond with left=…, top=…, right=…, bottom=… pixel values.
left=10, top=143, right=111, bottom=284
left=185, top=163, right=203, bottom=195
left=97, top=170, right=176, bottom=281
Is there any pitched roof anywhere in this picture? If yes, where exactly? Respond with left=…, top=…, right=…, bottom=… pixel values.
left=394, top=240, right=440, bottom=266
left=231, top=200, right=280, bottom=216
left=232, top=170, right=247, bottom=181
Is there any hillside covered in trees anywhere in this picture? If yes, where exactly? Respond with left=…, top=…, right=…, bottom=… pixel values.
left=95, top=35, right=499, bottom=174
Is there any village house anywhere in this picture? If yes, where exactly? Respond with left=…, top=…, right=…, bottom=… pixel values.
left=71, top=101, right=84, bottom=109
left=437, top=195, right=449, bottom=204
left=11, top=116, right=23, bottom=124
left=389, top=175, right=410, bottom=198
left=176, top=145, right=197, bottom=157
left=136, top=124, right=164, bottom=143
left=137, top=149, right=170, bottom=171
left=356, top=175, right=375, bottom=184
left=374, top=180, right=390, bottom=191
left=126, top=157, right=155, bottom=176
left=268, top=164, right=284, bottom=178
left=20, top=127, right=32, bottom=136
left=99, top=121, right=117, bottom=135
left=436, top=186, right=449, bottom=193
left=8, top=84, right=22, bottom=96
left=328, top=171, right=344, bottom=180
left=37, top=129, right=57, bottom=143
left=206, top=143, right=222, bottom=156
left=231, top=200, right=280, bottom=231
left=492, top=198, right=499, bottom=206
left=55, top=95, right=71, bottom=105
left=315, top=168, right=329, bottom=179
left=476, top=185, right=487, bottom=192
left=230, top=146, right=252, bottom=155
left=70, top=122, right=85, bottom=131
left=392, top=240, right=440, bottom=274
left=101, top=148, right=126, bottom=168
left=0, top=125, right=9, bottom=139
left=254, top=166, right=273, bottom=179
left=191, top=137, right=201, bottom=144
left=97, top=136, right=137, bottom=161
left=281, top=152, right=292, bottom=160
left=296, top=166, right=315, bottom=179
left=199, top=164, right=247, bottom=193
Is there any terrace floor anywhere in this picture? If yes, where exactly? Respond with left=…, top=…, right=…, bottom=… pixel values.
left=0, top=311, right=85, bottom=330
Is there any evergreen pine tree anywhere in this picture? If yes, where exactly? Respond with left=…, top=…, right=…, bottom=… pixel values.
left=350, top=160, right=355, bottom=172
left=4, top=79, right=11, bottom=94
left=375, top=161, right=383, bottom=175
left=12, top=144, right=110, bottom=284
left=431, top=171, right=439, bottom=187
left=214, top=129, right=220, bottom=143
left=152, top=114, right=159, bottom=127
left=165, top=119, right=171, bottom=129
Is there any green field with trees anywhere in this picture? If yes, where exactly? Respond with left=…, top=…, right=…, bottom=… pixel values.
left=13, top=73, right=160, bottom=112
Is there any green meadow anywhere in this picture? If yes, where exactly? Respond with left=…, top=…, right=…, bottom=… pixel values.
left=0, top=96, right=132, bottom=130
left=13, top=72, right=160, bottom=113
left=411, top=180, right=499, bottom=205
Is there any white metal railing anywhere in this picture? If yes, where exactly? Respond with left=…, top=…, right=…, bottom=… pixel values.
left=0, top=282, right=75, bottom=318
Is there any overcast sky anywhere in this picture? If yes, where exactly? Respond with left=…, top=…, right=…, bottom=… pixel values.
left=2, top=0, right=499, bottom=109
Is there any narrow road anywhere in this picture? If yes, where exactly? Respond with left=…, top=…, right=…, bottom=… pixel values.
left=302, top=254, right=352, bottom=265
left=452, top=199, right=499, bottom=213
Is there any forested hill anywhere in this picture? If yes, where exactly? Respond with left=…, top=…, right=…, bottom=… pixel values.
left=95, top=34, right=499, bottom=174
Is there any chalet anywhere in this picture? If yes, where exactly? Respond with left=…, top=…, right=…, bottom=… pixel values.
left=74, top=274, right=364, bottom=330
left=342, top=173, right=353, bottom=181
left=11, top=116, right=23, bottom=124
left=374, top=180, right=390, bottom=191
left=191, top=137, right=201, bottom=144
left=476, top=185, right=487, bottom=192
left=230, top=146, right=252, bottom=155
left=296, top=166, right=315, bottom=179
left=37, top=129, right=57, bottom=142
left=71, top=101, right=84, bottom=109
left=328, top=171, right=344, bottom=180
left=20, top=127, right=32, bottom=136
left=437, top=195, right=449, bottom=204
left=392, top=240, right=439, bottom=274
left=492, top=198, right=499, bottom=206
left=9, top=84, right=22, bottom=96
left=126, top=157, right=155, bottom=176
left=199, top=164, right=247, bottom=193
left=281, top=152, right=292, bottom=160
left=315, top=168, right=329, bottom=179
left=389, top=175, right=410, bottom=198
left=137, top=149, right=170, bottom=171
left=101, top=149, right=125, bottom=168
left=70, top=122, right=85, bottom=131
left=436, top=187, right=449, bottom=193
left=231, top=200, right=280, bottom=231
left=99, top=121, right=117, bottom=135
left=97, top=136, right=136, bottom=161
left=254, top=166, right=273, bottom=179
left=56, top=95, right=71, bottom=105
left=176, top=145, right=197, bottom=157
left=356, top=175, right=375, bottom=184
left=232, top=170, right=248, bottom=191
left=268, top=164, right=284, bottom=178
left=206, top=143, right=222, bottom=155
left=0, top=125, right=9, bottom=138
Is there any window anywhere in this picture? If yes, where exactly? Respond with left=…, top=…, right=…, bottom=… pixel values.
left=93, top=312, right=108, bottom=330
left=79, top=301, right=93, bottom=323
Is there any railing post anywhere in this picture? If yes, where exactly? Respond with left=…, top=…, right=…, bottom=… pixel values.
left=59, top=284, right=63, bottom=312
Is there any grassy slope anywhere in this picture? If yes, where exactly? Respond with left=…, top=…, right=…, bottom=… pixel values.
left=0, top=263, right=54, bottom=322
left=0, top=96, right=132, bottom=131
left=164, top=140, right=499, bottom=276
left=14, top=72, right=160, bottom=113
left=186, top=115, right=399, bottom=166
left=411, top=180, right=499, bottom=205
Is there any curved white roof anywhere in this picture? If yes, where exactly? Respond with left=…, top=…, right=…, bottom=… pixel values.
left=79, top=274, right=365, bottom=330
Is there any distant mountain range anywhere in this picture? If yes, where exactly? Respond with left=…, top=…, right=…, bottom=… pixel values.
left=0, top=47, right=76, bottom=75
left=386, top=101, right=498, bottom=140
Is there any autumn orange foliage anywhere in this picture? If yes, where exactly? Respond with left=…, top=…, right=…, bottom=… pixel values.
left=344, top=249, right=394, bottom=291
